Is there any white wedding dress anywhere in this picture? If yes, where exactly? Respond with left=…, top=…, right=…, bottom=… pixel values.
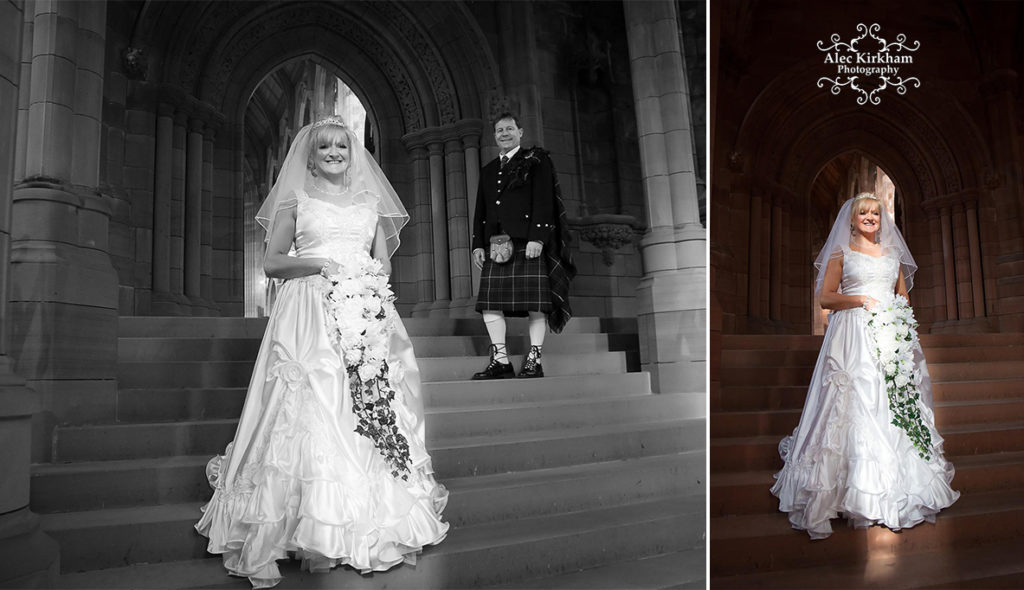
left=195, top=190, right=449, bottom=588
left=771, top=249, right=959, bottom=539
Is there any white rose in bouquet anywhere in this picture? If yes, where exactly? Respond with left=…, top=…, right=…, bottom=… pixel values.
left=344, top=346, right=363, bottom=365
left=364, top=294, right=382, bottom=315
left=358, top=362, right=379, bottom=382
left=337, top=278, right=362, bottom=298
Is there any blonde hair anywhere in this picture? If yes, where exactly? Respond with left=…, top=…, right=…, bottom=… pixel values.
left=849, top=192, right=882, bottom=222
left=307, top=124, right=357, bottom=170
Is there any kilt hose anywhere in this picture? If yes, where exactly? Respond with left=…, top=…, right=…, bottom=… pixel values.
left=475, top=244, right=552, bottom=316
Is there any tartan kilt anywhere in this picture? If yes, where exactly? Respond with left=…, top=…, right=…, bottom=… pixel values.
left=475, top=246, right=552, bottom=316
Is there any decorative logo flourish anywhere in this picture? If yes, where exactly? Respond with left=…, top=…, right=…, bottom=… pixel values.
left=817, top=23, right=921, bottom=105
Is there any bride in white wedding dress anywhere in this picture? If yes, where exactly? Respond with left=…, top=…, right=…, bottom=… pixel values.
left=195, top=116, right=448, bottom=588
left=771, top=193, right=959, bottom=539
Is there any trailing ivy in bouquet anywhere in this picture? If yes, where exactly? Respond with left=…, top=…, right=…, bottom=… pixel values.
left=322, top=253, right=412, bottom=480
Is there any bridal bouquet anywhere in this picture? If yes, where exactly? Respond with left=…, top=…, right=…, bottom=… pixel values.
left=866, top=294, right=933, bottom=460
left=322, top=254, right=411, bottom=480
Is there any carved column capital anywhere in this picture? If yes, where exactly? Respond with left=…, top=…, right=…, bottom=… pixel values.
left=568, top=214, right=645, bottom=266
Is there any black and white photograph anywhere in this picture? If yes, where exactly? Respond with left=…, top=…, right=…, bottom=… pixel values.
left=0, top=1, right=706, bottom=588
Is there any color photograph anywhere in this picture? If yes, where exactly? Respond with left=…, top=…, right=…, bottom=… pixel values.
left=711, top=1, right=1024, bottom=587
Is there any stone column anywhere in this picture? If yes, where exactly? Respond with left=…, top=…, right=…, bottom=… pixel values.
left=443, top=134, right=472, bottom=314
left=940, top=206, right=957, bottom=320
left=624, top=0, right=705, bottom=393
left=424, top=131, right=451, bottom=314
left=0, top=1, right=60, bottom=585
left=185, top=117, right=203, bottom=301
left=201, top=125, right=215, bottom=307
left=966, top=200, right=985, bottom=318
left=952, top=204, right=971, bottom=319
left=926, top=211, right=947, bottom=319
left=457, top=120, right=484, bottom=298
left=401, top=137, right=434, bottom=317
left=170, top=109, right=187, bottom=297
left=770, top=197, right=783, bottom=321
left=152, top=102, right=173, bottom=295
left=746, top=193, right=762, bottom=320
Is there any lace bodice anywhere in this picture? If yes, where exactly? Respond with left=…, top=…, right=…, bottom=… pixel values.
left=294, top=190, right=378, bottom=262
left=841, top=250, right=900, bottom=300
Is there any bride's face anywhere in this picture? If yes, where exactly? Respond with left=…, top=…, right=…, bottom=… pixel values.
left=312, top=132, right=351, bottom=180
left=853, top=204, right=881, bottom=237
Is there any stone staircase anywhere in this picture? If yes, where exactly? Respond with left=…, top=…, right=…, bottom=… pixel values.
left=37, top=316, right=705, bottom=589
left=711, top=333, right=1024, bottom=589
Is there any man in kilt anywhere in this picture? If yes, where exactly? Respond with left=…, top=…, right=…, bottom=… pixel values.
left=471, top=112, right=575, bottom=379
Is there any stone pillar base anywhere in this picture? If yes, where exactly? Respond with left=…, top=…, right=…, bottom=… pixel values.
left=930, top=317, right=998, bottom=334
left=188, top=295, right=221, bottom=317
left=637, top=226, right=706, bottom=394
left=411, top=301, right=434, bottom=318
left=151, top=290, right=194, bottom=316
left=0, top=363, right=59, bottom=588
left=0, top=509, right=59, bottom=589
left=449, top=297, right=477, bottom=317
left=428, top=299, right=453, bottom=317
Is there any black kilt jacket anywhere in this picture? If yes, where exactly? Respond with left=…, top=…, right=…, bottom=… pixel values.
left=471, top=148, right=556, bottom=250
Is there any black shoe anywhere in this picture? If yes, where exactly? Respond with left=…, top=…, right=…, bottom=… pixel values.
left=518, top=345, right=544, bottom=378
left=472, top=344, right=516, bottom=380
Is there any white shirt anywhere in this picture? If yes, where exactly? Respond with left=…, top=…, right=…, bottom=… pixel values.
left=500, top=145, right=521, bottom=161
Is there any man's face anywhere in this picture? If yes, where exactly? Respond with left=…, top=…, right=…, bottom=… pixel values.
left=494, top=118, right=523, bottom=153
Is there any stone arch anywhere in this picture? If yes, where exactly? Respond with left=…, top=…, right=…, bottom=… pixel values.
left=726, top=58, right=995, bottom=332
left=735, top=60, right=992, bottom=208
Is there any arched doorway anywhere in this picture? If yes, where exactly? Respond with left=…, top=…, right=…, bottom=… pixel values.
left=241, top=59, right=374, bottom=317
left=808, top=151, right=901, bottom=334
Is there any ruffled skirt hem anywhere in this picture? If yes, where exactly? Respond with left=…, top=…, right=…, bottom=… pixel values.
left=196, top=465, right=448, bottom=588
left=771, top=434, right=959, bottom=540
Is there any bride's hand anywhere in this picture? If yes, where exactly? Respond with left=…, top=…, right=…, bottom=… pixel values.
left=861, top=295, right=879, bottom=311
left=319, top=260, right=341, bottom=278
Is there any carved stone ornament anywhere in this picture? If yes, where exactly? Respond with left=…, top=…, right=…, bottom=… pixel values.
left=728, top=150, right=744, bottom=172
left=982, top=167, right=1003, bottom=190
left=123, top=47, right=148, bottom=80
left=569, top=214, right=645, bottom=266
left=488, top=93, right=515, bottom=124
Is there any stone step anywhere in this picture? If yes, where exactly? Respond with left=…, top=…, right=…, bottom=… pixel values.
left=720, top=379, right=1024, bottom=412
left=710, top=421, right=1024, bottom=472
left=54, top=417, right=702, bottom=473
left=427, top=393, right=705, bottom=439
left=710, top=488, right=1024, bottom=576
left=711, top=397, right=1024, bottom=437
left=117, top=333, right=640, bottom=362
left=712, top=537, right=1024, bottom=589
left=720, top=361, right=1024, bottom=387
left=54, top=550, right=708, bottom=590
left=117, top=316, right=638, bottom=338
left=33, top=450, right=702, bottom=526
left=46, top=495, right=703, bottom=580
left=722, top=333, right=1024, bottom=350
left=116, top=351, right=633, bottom=388
left=432, top=419, right=703, bottom=478
left=710, top=451, right=1024, bottom=517
left=722, top=345, right=1024, bottom=368
left=485, top=550, right=706, bottom=589
left=115, top=372, right=657, bottom=423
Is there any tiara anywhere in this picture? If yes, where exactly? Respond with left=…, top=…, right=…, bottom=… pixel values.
left=312, top=115, right=347, bottom=130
